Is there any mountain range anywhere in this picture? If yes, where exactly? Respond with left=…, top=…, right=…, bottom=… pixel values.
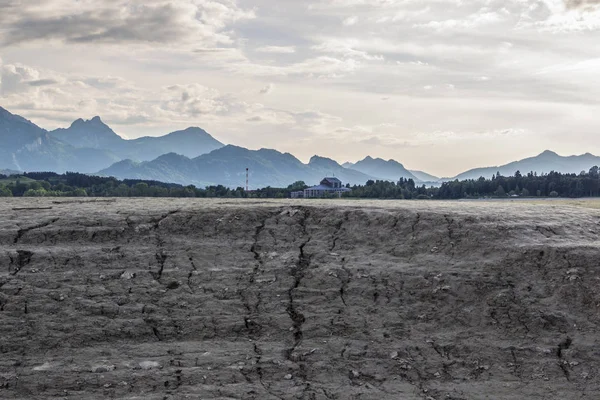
left=2, top=106, right=600, bottom=188
left=443, top=150, right=600, bottom=181
left=51, top=117, right=223, bottom=161
left=100, top=147, right=375, bottom=188
left=0, top=107, right=223, bottom=174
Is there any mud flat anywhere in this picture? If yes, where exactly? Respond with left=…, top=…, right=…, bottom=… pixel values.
left=1, top=198, right=600, bottom=399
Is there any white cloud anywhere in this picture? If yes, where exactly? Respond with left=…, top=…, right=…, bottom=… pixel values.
left=255, top=45, right=296, bottom=54
left=259, top=83, right=274, bottom=94
left=343, top=16, right=358, bottom=26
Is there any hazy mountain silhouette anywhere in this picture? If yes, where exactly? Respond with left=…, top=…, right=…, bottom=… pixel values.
left=0, top=107, right=120, bottom=173
left=446, top=150, right=600, bottom=181
left=50, top=118, right=224, bottom=161
left=51, top=116, right=123, bottom=149
left=100, top=145, right=376, bottom=188
left=409, top=170, right=440, bottom=182
left=346, top=156, right=419, bottom=181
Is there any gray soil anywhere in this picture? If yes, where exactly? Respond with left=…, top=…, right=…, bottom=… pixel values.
left=1, top=198, right=599, bottom=399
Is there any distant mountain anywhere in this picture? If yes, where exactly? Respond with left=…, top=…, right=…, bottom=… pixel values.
left=410, top=170, right=440, bottom=182
left=50, top=118, right=223, bottom=161
left=51, top=116, right=123, bottom=149
left=308, top=156, right=374, bottom=185
left=100, top=145, right=376, bottom=188
left=447, top=150, right=600, bottom=181
left=0, top=169, right=22, bottom=176
left=0, top=107, right=120, bottom=173
left=126, top=127, right=224, bottom=160
left=348, top=156, right=418, bottom=181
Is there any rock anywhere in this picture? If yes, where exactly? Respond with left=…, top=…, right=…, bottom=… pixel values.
left=138, top=361, right=161, bottom=370
left=284, top=374, right=293, bottom=380
left=91, top=364, right=115, bottom=373
left=120, top=271, right=135, bottom=280
left=32, top=362, right=54, bottom=371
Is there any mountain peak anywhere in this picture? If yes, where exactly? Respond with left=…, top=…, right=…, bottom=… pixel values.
left=539, top=150, right=558, bottom=157
left=91, top=116, right=103, bottom=123
left=309, top=155, right=340, bottom=166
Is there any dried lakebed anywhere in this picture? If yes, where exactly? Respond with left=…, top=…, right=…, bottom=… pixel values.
left=1, top=198, right=600, bottom=399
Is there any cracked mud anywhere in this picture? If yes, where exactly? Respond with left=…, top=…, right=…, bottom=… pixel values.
left=1, top=198, right=600, bottom=399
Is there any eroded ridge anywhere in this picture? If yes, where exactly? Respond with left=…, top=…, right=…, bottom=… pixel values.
left=0, top=199, right=599, bottom=399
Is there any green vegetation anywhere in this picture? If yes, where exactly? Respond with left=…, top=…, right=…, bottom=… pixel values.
left=343, top=167, right=600, bottom=199
left=435, top=167, right=600, bottom=199
left=1, top=168, right=599, bottom=199
left=0, top=172, right=307, bottom=198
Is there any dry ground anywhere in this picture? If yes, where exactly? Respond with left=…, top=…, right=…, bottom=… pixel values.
left=1, top=198, right=600, bottom=399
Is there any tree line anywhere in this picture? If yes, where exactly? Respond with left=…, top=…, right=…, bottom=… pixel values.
left=0, top=172, right=306, bottom=198
left=1, top=168, right=599, bottom=199
left=435, top=167, right=600, bottom=199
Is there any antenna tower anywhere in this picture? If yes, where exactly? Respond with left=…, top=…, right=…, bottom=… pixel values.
left=246, top=168, right=249, bottom=192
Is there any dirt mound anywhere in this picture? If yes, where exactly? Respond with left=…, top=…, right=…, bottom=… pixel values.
left=1, top=199, right=599, bottom=399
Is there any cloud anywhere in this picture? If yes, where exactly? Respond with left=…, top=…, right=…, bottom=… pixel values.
left=259, top=83, right=274, bottom=94
left=229, top=56, right=361, bottom=78
left=27, top=79, right=60, bottom=86
left=312, top=38, right=384, bottom=61
left=415, top=128, right=528, bottom=144
left=564, top=0, right=600, bottom=9
left=255, top=46, right=296, bottom=54
left=0, top=0, right=254, bottom=47
left=343, top=16, right=358, bottom=26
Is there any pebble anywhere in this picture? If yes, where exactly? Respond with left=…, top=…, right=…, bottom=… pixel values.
left=139, top=361, right=161, bottom=370
left=91, top=364, right=115, bottom=373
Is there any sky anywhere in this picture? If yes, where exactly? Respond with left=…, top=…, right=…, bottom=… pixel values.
left=1, top=0, right=600, bottom=177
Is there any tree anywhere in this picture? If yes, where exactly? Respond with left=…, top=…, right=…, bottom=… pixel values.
left=287, top=181, right=308, bottom=191
left=133, top=182, right=149, bottom=196
left=73, top=188, right=88, bottom=197
left=0, top=186, right=12, bottom=197
left=495, top=185, right=506, bottom=197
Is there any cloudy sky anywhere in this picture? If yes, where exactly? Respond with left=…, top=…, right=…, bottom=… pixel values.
left=1, top=0, right=600, bottom=176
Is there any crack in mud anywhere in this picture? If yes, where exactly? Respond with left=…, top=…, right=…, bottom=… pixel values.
left=14, top=218, right=59, bottom=244
left=285, top=209, right=312, bottom=375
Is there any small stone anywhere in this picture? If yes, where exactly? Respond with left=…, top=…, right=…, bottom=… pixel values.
left=91, top=364, right=115, bottom=373
left=351, top=370, right=360, bottom=378
left=284, top=374, right=293, bottom=380
left=120, top=271, right=135, bottom=280
left=390, top=351, right=399, bottom=359
left=33, top=362, right=54, bottom=371
left=139, top=361, right=161, bottom=370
